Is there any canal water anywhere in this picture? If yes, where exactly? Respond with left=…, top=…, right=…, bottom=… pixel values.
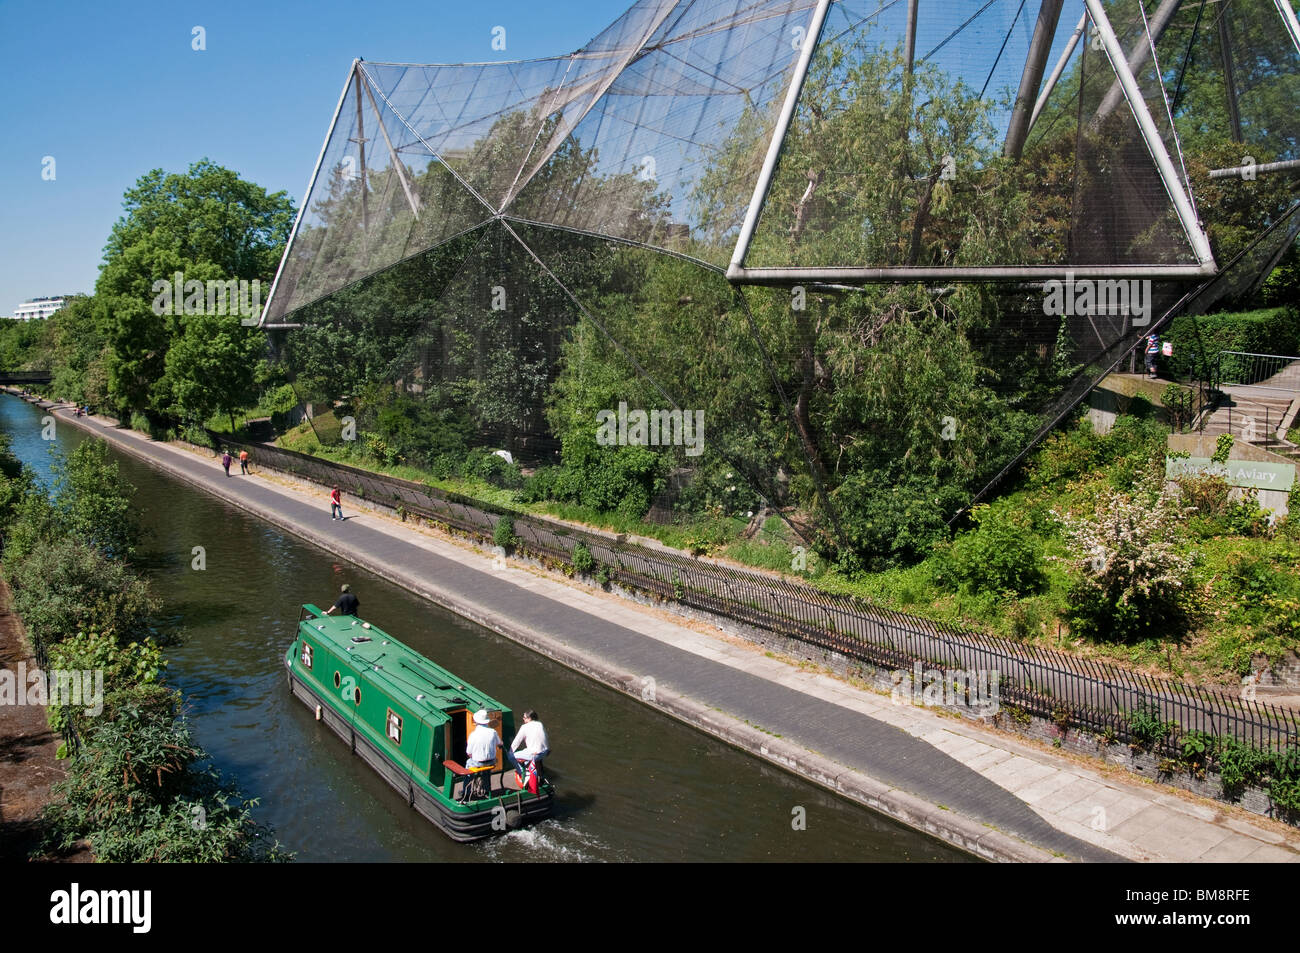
left=2, top=395, right=973, bottom=862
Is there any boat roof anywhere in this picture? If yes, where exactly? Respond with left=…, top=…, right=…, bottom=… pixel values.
left=298, top=605, right=508, bottom=720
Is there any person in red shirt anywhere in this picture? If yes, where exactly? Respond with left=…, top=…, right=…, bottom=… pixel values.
left=330, top=485, right=343, bottom=520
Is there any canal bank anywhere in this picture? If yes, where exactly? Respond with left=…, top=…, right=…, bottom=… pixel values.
left=26, top=397, right=1300, bottom=862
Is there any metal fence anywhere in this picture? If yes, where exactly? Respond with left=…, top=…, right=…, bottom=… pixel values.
left=1216, top=351, right=1300, bottom=394
left=217, top=435, right=1300, bottom=758
left=25, top=626, right=82, bottom=756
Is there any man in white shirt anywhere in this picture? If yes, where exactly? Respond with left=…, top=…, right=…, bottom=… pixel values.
left=465, top=710, right=500, bottom=768
left=505, top=710, right=549, bottom=772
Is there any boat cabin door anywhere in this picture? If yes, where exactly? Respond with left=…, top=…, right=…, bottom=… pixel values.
left=447, top=708, right=504, bottom=769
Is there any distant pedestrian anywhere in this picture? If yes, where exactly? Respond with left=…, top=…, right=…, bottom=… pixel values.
left=239, top=449, right=250, bottom=474
left=1144, top=334, right=1160, bottom=378
left=330, top=485, right=343, bottom=520
left=221, top=450, right=232, bottom=477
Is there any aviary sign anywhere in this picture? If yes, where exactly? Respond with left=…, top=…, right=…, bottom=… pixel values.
left=1165, top=456, right=1296, bottom=491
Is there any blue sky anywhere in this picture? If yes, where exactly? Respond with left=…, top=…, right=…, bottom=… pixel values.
left=0, top=0, right=634, bottom=311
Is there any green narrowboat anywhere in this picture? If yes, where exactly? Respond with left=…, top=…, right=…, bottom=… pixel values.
left=284, top=604, right=554, bottom=842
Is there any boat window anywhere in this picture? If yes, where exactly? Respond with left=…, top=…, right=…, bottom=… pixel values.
left=353, top=686, right=362, bottom=706
left=386, top=709, right=402, bottom=745
left=300, top=642, right=313, bottom=669
left=333, top=671, right=341, bottom=689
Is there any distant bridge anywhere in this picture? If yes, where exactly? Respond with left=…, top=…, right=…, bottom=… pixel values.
left=0, top=371, right=52, bottom=384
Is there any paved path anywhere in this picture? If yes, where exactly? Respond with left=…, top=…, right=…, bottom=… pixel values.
left=34, top=400, right=1300, bottom=863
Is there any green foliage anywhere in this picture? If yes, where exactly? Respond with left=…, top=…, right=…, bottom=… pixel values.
left=1161, top=308, right=1300, bottom=382
left=86, top=159, right=293, bottom=421
left=466, top=448, right=524, bottom=490
left=1056, top=480, right=1199, bottom=643
left=361, top=388, right=473, bottom=468
left=158, top=313, right=267, bottom=429
left=571, top=541, right=595, bottom=575
left=182, top=423, right=214, bottom=448
left=493, top=513, right=516, bottom=550
left=1127, top=701, right=1176, bottom=750
left=1180, top=476, right=1273, bottom=539
left=0, top=431, right=284, bottom=861
left=1212, top=433, right=1234, bottom=464
left=41, top=689, right=287, bottom=862
left=55, top=441, right=142, bottom=559
left=941, top=504, right=1045, bottom=598
left=5, top=537, right=157, bottom=647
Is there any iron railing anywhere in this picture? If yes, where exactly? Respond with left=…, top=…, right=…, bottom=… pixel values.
left=1216, top=351, right=1300, bottom=394
left=214, top=435, right=1300, bottom=760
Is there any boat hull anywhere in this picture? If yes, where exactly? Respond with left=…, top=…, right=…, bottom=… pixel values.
left=288, top=666, right=554, bottom=842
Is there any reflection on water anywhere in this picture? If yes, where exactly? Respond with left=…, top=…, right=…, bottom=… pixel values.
left=1, top=396, right=974, bottom=862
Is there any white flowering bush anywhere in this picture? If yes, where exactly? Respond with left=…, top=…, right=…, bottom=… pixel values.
left=1054, top=483, right=1198, bottom=641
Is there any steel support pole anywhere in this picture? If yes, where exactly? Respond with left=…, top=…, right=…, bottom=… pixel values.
left=1218, top=9, right=1243, bottom=143
left=1005, top=0, right=1065, bottom=159
left=1028, top=10, right=1086, bottom=133
left=359, top=66, right=422, bottom=220
left=1208, top=158, right=1300, bottom=179
left=1276, top=0, right=1300, bottom=55
left=1084, top=0, right=1214, bottom=268
left=729, top=262, right=1216, bottom=283
left=728, top=0, right=832, bottom=274
left=259, top=59, right=360, bottom=328
left=353, top=70, right=370, bottom=232
left=904, top=0, right=919, bottom=73
left=1093, top=0, right=1183, bottom=124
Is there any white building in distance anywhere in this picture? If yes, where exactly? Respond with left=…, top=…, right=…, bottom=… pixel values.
left=10, top=296, right=74, bottom=321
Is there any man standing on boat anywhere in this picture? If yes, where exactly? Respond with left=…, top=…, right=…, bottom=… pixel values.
left=323, top=584, right=359, bottom=617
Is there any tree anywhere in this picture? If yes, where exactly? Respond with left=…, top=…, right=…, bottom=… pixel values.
left=95, top=160, right=293, bottom=420
left=159, top=313, right=268, bottom=431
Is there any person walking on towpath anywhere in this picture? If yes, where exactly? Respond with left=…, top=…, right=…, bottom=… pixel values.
left=221, top=450, right=232, bottom=477
left=330, top=485, right=343, bottom=521
left=239, top=449, right=250, bottom=474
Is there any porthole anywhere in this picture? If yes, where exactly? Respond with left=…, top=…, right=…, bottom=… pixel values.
left=353, top=686, right=362, bottom=705
left=333, top=671, right=341, bottom=689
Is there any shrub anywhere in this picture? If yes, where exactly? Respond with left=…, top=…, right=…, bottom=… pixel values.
left=41, top=692, right=288, bottom=862
left=1055, top=482, right=1197, bottom=642
left=493, top=513, right=516, bottom=550
left=572, top=541, right=595, bottom=575
left=1127, top=701, right=1175, bottom=750
left=430, top=452, right=461, bottom=481
left=944, top=504, right=1045, bottom=597
left=472, top=449, right=523, bottom=489
left=182, top=423, right=214, bottom=448
left=5, top=537, right=158, bottom=647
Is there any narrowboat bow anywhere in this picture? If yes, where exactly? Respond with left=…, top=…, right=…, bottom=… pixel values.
left=285, top=604, right=554, bottom=842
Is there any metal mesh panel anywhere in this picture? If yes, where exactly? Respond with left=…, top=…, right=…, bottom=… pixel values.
left=742, top=0, right=1201, bottom=271
left=507, top=0, right=820, bottom=266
